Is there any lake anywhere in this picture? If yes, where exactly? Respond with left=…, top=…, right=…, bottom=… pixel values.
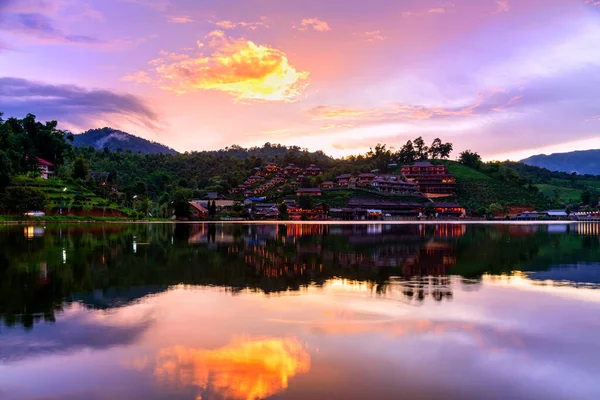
left=1, top=222, right=599, bottom=400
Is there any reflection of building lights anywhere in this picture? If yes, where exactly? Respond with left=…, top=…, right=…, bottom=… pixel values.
left=24, top=226, right=45, bottom=239
left=154, top=337, right=310, bottom=400
left=62, top=249, right=67, bottom=264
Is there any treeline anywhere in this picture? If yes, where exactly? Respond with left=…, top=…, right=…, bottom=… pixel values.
left=2, top=112, right=598, bottom=214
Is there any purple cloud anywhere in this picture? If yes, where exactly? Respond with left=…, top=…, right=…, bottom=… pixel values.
left=0, top=77, right=160, bottom=130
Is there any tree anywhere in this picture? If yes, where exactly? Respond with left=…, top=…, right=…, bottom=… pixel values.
left=397, top=140, right=417, bottom=164
left=413, top=136, right=429, bottom=160
left=581, top=187, right=592, bottom=206
left=208, top=200, right=217, bottom=218
left=424, top=203, right=436, bottom=217
left=72, top=154, right=90, bottom=180
left=459, top=150, right=483, bottom=170
left=488, top=203, right=504, bottom=217
left=2, top=186, right=48, bottom=213
left=0, top=150, right=12, bottom=191
left=278, top=202, right=289, bottom=220
left=429, top=138, right=453, bottom=159
left=133, top=180, right=148, bottom=197
left=172, top=188, right=192, bottom=219
left=298, top=195, right=315, bottom=210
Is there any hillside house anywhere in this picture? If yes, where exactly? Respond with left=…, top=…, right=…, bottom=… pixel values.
left=296, top=188, right=322, bottom=197
left=36, top=157, right=55, bottom=179
left=401, top=162, right=456, bottom=198
left=304, top=164, right=323, bottom=176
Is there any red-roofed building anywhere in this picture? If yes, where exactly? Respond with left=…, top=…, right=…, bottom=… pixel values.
left=36, top=157, right=54, bottom=179
left=401, top=162, right=456, bottom=198
left=296, top=188, right=322, bottom=197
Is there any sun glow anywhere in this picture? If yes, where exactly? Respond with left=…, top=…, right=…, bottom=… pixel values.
left=154, top=337, right=311, bottom=400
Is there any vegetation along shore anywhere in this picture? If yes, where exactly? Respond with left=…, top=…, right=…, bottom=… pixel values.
left=2, top=113, right=600, bottom=222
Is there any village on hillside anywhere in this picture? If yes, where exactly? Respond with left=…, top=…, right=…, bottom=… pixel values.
left=189, top=161, right=465, bottom=221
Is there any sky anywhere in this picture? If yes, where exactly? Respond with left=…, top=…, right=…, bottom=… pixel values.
left=0, top=0, right=599, bottom=160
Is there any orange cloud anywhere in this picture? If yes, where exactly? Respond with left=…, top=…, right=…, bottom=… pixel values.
left=154, top=337, right=310, bottom=400
left=298, top=18, right=331, bottom=32
left=215, top=17, right=268, bottom=30
left=168, top=16, right=194, bottom=23
left=307, top=102, right=478, bottom=122
left=145, top=34, right=309, bottom=102
left=122, top=71, right=152, bottom=84
left=321, top=123, right=354, bottom=130
left=361, top=30, right=387, bottom=42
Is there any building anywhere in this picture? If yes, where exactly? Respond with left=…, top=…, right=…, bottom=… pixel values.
left=401, top=162, right=456, bottom=198
left=346, top=198, right=425, bottom=217
left=36, top=157, right=54, bottom=179
left=296, top=188, right=322, bottom=197
left=320, top=181, right=335, bottom=189
left=189, top=202, right=209, bottom=220
left=284, top=164, right=303, bottom=175
left=432, top=202, right=465, bottom=217
left=371, top=176, right=420, bottom=195
left=336, top=174, right=353, bottom=186
left=265, top=163, right=280, bottom=173
left=358, top=173, right=376, bottom=182
left=304, top=164, right=323, bottom=176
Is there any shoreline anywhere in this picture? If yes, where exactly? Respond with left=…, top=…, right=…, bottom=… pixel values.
left=1, top=219, right=586, bottom=226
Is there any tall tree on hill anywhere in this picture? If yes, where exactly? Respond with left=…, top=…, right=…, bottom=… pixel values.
left=72, top=154, right=90, bottom=180
left=429, top=138, right=454, bottom=159
left=459, top=150, right=483, bottom=170
left=413, top=136, right=429, bottom=160
left=397, top=140, right=417, bottom=164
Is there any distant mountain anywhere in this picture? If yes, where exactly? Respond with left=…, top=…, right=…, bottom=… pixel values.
left=72, top=128, right=178, bottom=155
left=521, top=150, right=600, bottom=176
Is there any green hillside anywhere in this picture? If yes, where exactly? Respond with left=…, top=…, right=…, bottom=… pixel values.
left=535, top=184, right=583, bottom=204
left=443, top=161, right=549, bottom=210
left=5, top=176, right=131, bottom=217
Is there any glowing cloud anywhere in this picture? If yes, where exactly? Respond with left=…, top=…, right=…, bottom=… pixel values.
left=168, top=16, right=194, bottom=23
left=215, top=17, right=268, bottom=30
left=307, top=102, right=478, bottom=122
left=154, top=337, right=311, bottom=400
left=360, top=30, right=387, bottom=42
left=298, top=18, right=331, bottom=32
left=122, top=71, right=152, bottom=83
left=150, top=35, right=310, bottom=102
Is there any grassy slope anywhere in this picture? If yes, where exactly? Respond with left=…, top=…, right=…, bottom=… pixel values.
left=535, top=184, right=582, bottom=204
left=443, top=162, right=549, bottom=210
left=9, top=176, right=129, bottom=215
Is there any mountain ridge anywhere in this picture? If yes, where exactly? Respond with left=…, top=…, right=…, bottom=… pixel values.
left=521, top=149, right=600, bottom=176
left=72, top=128, right=178, bottom=155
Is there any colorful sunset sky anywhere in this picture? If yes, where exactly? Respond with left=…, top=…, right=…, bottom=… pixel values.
left=1, top=0, right=599, bottom=160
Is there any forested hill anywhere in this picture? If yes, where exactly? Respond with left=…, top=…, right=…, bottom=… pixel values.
left=200, top=143, right=334, bottom=163
left=521, top=150, right=600, bottom=175
left=72, top=128, right=178, bottom=155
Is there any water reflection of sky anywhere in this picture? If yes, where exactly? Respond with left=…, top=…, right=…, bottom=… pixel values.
left=1, top=278, right=599, bottom=400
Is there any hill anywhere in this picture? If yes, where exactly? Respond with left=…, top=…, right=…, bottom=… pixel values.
left=521, top=150, right=600, bottom=175
left=442, top=161, right=549, bottom=211
left=72, top=128, right=178, bottom=155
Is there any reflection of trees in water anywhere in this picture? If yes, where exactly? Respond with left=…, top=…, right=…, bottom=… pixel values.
left=1, top=223, right=599, bottom=329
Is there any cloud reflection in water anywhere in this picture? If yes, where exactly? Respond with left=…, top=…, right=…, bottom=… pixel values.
left=153, top=337, right=310, bottom=400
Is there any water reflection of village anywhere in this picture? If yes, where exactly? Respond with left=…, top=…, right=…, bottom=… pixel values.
left=5, top=222, right=600, bottom=329
left=188, top=223, right=467, bottom=302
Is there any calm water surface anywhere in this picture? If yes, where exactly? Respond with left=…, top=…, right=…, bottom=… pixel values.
left=1, top=223, right=600, bottom=400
